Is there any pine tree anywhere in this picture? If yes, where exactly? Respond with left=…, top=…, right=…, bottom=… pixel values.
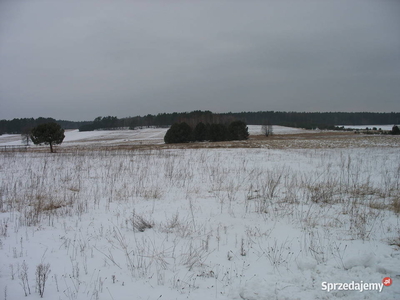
left=391, top=125, right=400, bottom=135
left=228, top=120, right=249, bottom=140
left=30, top=122, right=65, bottom=153
left=208, top=123, right=228, bottom=142
left=164, top=122, right=192, bottom=144
left=193, top=122, right=207, bottom=142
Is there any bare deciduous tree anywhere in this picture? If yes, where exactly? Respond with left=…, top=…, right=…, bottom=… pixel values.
left=261, top=121, right=273, bottom=137
left=21, top=127, right=31, bottom=146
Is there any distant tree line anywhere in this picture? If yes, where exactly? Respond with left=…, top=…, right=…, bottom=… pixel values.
left=78, top=111, right=235, bottom=132
left=0, top=117, right=90, bottom=134
left=78, top=116, right=131, bottom=131
left=77, top=111, right=400, bottom=132
left=164, top=120, right=249, bottom=144
left=1, top=111, right=399, bottom=135
left=226, top=111, right=400, bottom=129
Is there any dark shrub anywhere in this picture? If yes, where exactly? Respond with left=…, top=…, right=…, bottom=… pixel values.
left=164, top=122, right=192, bottom=143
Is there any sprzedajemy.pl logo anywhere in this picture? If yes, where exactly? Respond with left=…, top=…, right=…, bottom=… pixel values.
left=321, top=277, right=392, bottom=293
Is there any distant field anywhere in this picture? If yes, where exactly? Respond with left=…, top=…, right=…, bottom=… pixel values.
left=0, top=125, right=303, bottom=146
left=0, top=125, right=311, bottom=150
left=1, top=125, right=399, bottom=151
left=340, top=125, right=395, bottom=130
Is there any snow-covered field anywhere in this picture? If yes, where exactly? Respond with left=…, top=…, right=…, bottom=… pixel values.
left=247, top=125, right=313, bottom=135
left=0, top=128, right=169, bottom=147
left=0, top=126, right=314, bottom=148
left=1, top=129, right=399, bottom=300
left=0, top=125, right=396, bottom=147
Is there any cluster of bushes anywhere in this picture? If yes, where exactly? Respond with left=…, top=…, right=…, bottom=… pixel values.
left=391, top=125, right=400, bottom=135
left=164, top=121, right=249, bottom=144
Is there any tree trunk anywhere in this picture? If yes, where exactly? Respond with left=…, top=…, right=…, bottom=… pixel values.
left=49, top=143, right=53, bottom=153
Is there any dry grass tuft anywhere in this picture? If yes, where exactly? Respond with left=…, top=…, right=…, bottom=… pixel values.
left=391, top=196, right=400, bottom=214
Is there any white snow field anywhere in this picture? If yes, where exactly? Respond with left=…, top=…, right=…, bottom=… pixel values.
left=0, top=125, right=315, bottom=148
left=0, top=128, right=169, bottom=147
left=247, top=125, right=313, bottom=135
left=0, top=129, right=399, bottom=300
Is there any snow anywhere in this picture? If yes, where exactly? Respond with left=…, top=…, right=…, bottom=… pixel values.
left=0, top=124, right=395, bottom=147
left=0, top=134, right=25, bottom=146
left=62, top=128, right=168, bottom=145
left=0, top=131, right=399, bottom=300
left=0, top=125, right=313, bottom=147
left=0, top=128, right=169, bottom=147
left=247, top=125, right=315, bottom=135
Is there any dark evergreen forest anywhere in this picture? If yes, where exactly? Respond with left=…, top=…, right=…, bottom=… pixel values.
left=1, top=111, right=399, bottom=134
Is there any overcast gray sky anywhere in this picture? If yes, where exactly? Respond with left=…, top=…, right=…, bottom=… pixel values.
left=1, top=0, right=399, bottom=121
